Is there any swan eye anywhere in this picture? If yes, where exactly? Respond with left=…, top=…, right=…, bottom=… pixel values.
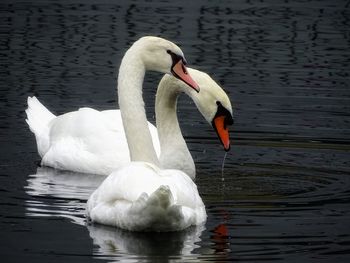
left=166, top=49, right=185, bottom=65
left=215, top=101, right=234, bottom=127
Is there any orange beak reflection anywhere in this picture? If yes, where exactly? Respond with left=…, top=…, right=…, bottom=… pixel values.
left=213, top=115, right=231, bottom=151
left=171, top=60, right=200, bottom=93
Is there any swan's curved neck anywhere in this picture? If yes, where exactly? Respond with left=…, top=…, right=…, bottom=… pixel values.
left=156, top=77, right=195, bottom=179
left=118, top=47, right=160, bottom=166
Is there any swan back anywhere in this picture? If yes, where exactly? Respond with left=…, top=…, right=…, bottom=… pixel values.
left=87, top=162, right=206, bottom=231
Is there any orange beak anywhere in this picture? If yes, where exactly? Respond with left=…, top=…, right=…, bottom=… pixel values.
left=213, top=115, right=231, bottom=151
left=171, top=60, right=200, bottom=93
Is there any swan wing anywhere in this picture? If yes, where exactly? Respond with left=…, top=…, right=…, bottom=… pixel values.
left=42, top=108, right=130, bottom=175
left=101, top=110, right=160, bottom=156
left=26, top=98, right=161, bottom=175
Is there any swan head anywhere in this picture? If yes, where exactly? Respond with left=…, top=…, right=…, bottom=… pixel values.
left=181, top=68, right=234, bottom=151
left=134, top=36, right=200, bottom=92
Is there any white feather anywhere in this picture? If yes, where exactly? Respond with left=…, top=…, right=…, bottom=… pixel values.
left=25, top=96, right=55, bottom=157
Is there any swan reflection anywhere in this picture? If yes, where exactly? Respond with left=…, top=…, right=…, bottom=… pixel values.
left=25, top=166, right=105, bottom=225
left=26, top=166, right=106, bottom=199
left=25, top=167, right=205, bottom=260
left=88, top=223, right=205, bottom=261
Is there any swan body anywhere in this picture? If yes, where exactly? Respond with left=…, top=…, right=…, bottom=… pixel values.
left=26, top=100, right=160, bottom=175
left=87, top=162, right=205, bottom=231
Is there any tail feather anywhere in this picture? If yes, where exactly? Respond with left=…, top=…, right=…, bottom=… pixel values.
left=25, top=96, right=56, bottom=157
left=129, top=185, right=187, bottom=231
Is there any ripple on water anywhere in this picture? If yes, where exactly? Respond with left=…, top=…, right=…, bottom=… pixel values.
left=25, top=150, right=350, bottom=261
left=25, top=167, right=106, bottom=225
left=190, top=141, right=350, bottom=260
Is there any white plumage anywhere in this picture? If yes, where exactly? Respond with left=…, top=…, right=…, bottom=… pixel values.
left=26, top=99, right=159, bottom=175
left=87, top=162, right=206, bottom=231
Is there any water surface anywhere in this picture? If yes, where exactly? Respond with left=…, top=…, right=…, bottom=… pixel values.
left=1, top=0, right=350, bottom=262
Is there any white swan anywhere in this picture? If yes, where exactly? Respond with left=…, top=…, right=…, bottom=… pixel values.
left=26, top=72, right=233, bottom=179
left=26, top=36, right=200, bottom=176
left=86, top=36, right=216, bottom=231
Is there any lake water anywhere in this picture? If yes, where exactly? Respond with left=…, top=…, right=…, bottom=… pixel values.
left=1, top=0, right=350, bottom=262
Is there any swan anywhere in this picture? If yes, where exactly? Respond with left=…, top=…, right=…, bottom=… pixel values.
left=26, top=36, right=200, bottom=176
left=86, top=36, right=232, bottom=231
left=26, top=73, right=233, bottom=179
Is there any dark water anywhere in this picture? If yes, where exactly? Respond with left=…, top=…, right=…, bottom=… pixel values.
left=1, top=0, right=350, bottom=262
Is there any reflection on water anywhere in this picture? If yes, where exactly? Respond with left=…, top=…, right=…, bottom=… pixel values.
left=25, top=167, right=105, bottom=225
left=1, top=0, right=350, bottom=262
left=88, top=224, right=205, bottom=262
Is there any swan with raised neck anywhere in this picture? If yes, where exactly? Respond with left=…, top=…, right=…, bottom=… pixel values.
left=117, top=36, right=199, bottom=166
left=86, top=37, right=207, bottom=231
